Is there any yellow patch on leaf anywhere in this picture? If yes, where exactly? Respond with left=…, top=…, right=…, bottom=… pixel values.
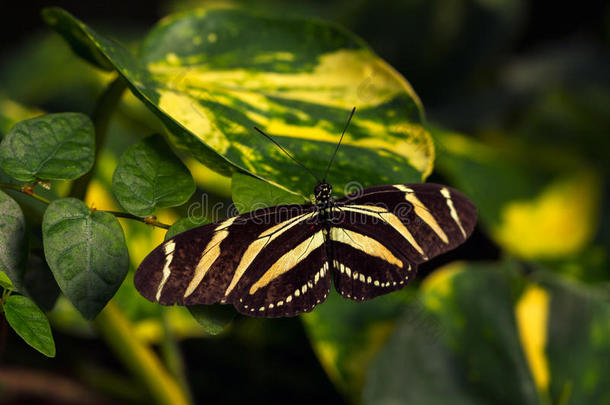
left=515, top=285, right=550, bottom=393
left=421, top=262, right=465, bottom=311
left=493, top=171, right=600, bottom=259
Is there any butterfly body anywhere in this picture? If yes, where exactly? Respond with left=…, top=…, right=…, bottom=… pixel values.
left=135, top=182, right=476, bottom=317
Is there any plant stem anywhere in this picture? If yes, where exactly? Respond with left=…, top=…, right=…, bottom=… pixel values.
left=69, top=76, right=127, bottom=200
left=104, top=211, right=170, bottom=229
left=0, top=183, right=51, bottom=204
left=94, top=301, right=191, bottom=405
left=0, top=183, right=170, bottom=229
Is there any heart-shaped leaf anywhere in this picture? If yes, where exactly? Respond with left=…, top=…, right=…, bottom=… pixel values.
left=0, top=112, right=94, bottom=182
left=43, top=7, right=434, bottom=196
left=23, top=251, right=61, bottom=311
left=42, top=198, right=129, bottom=319
left=165, top=216, right=210, bottom=241
left=112, top=134, right=195, bottom=217
left=0, top=190, right=28, bottom=291
left=0, top=269, right=14, bottom=290
left=187, top=304, right=237, bottom=335
left=4, top=294, right=56, bottom=357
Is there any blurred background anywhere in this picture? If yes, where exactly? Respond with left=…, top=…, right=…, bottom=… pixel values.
left=0, top=1, right=608, bottom=404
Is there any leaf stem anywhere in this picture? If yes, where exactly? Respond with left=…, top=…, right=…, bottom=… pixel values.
left=0, top=183, right=52, bottom=204
left=103, top=211, right=170, bottom=229
left=0, top=183, right=170, bottom=229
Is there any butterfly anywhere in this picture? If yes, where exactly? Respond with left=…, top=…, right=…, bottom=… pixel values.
left=134, top=108, right=477, bottom=317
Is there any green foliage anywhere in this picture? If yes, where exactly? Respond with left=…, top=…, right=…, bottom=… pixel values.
left=0, top=269, right=15, bottom=290
left=112, top=134, right=195, bottom=217
left=231, top=172, right=306, bottom=213
left=0, top=112, right=94, bottom=182
left=42, top=7, right=433, bottom=197
left=165, top=216, right=210, bottom=240
left=42, top=198, right=129, bottom=319
left=187, top=304, right=237, bottom=336
left=363, top=263, right=610, bottom=405
left=0, top=190, right=27, bottom=290
left=4, top=294, right=56, bottom=357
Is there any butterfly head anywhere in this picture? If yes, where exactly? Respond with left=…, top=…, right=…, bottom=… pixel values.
left=314, top=182, right=333, bottom=204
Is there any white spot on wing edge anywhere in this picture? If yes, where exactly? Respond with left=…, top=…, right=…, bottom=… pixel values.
left=155, top=241, right=176, bottom=301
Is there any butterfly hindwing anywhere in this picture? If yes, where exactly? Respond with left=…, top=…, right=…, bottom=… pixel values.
left=229, top=227, right=331, bottom=317
left=329, top=225, right=415, bottom=301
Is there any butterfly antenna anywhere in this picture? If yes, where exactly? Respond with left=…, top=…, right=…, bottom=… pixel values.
left=323, top=107, right=355, bottom=181
left=253, top=127, right=321, bottom=183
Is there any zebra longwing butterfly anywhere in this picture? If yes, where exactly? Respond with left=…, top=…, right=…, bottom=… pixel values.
left=134, top=109, right=477, bottom=317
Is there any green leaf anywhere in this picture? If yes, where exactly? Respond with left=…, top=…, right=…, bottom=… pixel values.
left=41, top=8, right=114, bottom=71
left=42, top=198, right=129, bottom=319
left=534, top=272, right=610, bottom=405
left=432, top=127, right=600, bottom=260
left=363, top=262, right=610, bottom=405
left=44, top=7, right=433, bottom=197
left=0, top=112, right=94, bottom=182
left=363, top=302, right=483, bottom=405
left=302, top=290, right=410, bottom=402
left=165, top=216, right=210, bottom=241
left=187, top=304, right=236, bottom=335
left=364, top=262, right=538, bottom=404
left=0, top=269, right=14, bottom=290
left=0, top=190, right=28, bottom=291
left=23, top=252, right=61, bottom=311
left=4, top=294, right=56, bottom=357
left=231, top=172, right=306, bottom=214
left=112, top=134, right=196, bottom=217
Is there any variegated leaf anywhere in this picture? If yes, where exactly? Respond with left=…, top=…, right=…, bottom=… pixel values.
left=43, top=7, right=434, bottom=196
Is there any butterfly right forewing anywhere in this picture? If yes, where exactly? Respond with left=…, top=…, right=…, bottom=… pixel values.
left=329, top=183, right=477, bottom=301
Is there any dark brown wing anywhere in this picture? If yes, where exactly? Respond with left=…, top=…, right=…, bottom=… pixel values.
left=330, top=183, right=477, bottom=300
left=134, top=203, right=331, bottom=317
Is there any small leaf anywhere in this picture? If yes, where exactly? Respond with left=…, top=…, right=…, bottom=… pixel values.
left=231, top=173, right=307, bottom=214
left=0, top=190, right=27, bottom=290
left=23, top=252, right=61, bottom=311
left=187, top=304, right=236, bottom=335
left=4, top=294, right=56, bottom=357
left=42, top=198, right=129, bottom=319
left=165, top=216, right=210, bottom=241
left=0, top=270, right=14, bottom=290
left=0, top=112, right=94, bottom=182
left=112, top=134, right=195, bottom=217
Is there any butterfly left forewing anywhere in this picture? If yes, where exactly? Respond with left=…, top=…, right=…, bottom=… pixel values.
left=135, top=204, right=316, bottom=307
